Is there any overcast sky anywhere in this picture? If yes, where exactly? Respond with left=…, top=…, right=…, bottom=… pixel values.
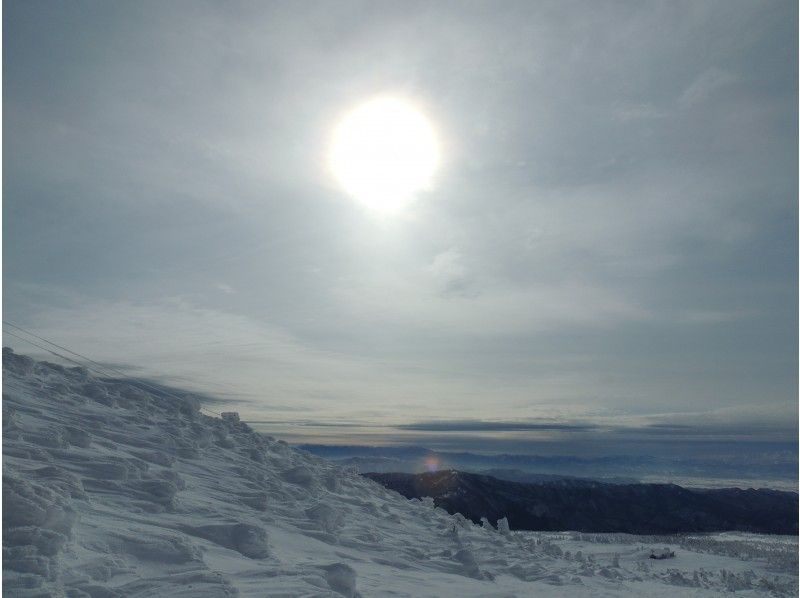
left=4, top=1, right=797, bottom=453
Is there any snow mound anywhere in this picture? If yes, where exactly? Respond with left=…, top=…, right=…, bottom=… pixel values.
left=3, top=348, right=797, bottom=597
left=177, top=523, right=270, bottom=559
left=322, top=562, right=359, bottom=597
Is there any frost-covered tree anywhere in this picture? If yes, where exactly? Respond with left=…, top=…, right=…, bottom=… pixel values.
left=496, top=517, right=510, bottom=535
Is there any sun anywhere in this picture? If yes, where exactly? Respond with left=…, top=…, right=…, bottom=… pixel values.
left=328, top=96, right=440, bottom=213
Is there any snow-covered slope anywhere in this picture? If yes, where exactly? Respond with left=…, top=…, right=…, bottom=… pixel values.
left=3, top=349, right=797, bottom=597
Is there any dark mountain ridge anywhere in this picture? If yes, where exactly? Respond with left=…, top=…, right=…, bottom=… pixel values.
left=365, top=470, right=798, bottom=535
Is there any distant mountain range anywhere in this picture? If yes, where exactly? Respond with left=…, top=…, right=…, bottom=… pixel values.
left=365, top=470, right=799, bottom=535
left=300, top=443, right=798, bottom=490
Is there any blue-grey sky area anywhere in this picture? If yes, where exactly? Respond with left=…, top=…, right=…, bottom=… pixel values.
left=3, top=1, right=797, bottom=456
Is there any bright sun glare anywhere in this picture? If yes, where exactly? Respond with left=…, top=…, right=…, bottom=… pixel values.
left=329, top=97, right=440, bottom=213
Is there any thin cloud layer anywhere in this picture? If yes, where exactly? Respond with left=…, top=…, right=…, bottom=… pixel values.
left=3, top=0, right=796, bottom=454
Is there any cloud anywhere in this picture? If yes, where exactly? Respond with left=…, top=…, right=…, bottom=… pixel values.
left=215, top=283, right=236, bottom=294
left=427, top=248, right=474, bottom=297
left=676, top=309, right=753, bottom=324
left=395, top=408, right=798, bottom=440
left=614, top=103, right=668, bottom=122
left=679, top=68, right=739, bottom=107
left=333, top=270, right=651, bottom=337
left=644, top=401, right=799, bottom=434
left=8, top=290, right=619, bottom=422
left=397, top=420, right=596, bottom=432
left=3, top=294, right=404, bottom=418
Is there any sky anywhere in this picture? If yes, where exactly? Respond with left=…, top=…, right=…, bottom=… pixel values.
left=3, top=0, right=797, bottom=456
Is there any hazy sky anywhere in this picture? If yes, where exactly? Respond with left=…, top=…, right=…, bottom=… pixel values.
left=4, top=1, right=797, bottom=453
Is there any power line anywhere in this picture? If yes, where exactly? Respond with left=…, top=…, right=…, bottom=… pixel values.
left=6, top=321, right=149, bottom=383
left=3, top=323, right=223, bottom=418
left=3, top=381, right=37, bottom=395
left=4, top=330, right=101, bottom=371
left=3, top=328, right=221, bottom=418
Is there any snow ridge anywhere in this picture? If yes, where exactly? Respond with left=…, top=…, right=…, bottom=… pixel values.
left=3, top=349, right=797, bottom=597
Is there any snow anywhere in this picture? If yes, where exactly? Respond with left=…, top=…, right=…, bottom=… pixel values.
left=3, top=348, right=798, bottom=597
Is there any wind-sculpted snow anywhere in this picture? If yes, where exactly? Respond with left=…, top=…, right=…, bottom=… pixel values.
left=3, top=348, right=798, bottom=597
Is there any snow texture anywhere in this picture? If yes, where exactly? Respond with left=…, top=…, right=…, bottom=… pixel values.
left=3, top=348, right=798, bottom=597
